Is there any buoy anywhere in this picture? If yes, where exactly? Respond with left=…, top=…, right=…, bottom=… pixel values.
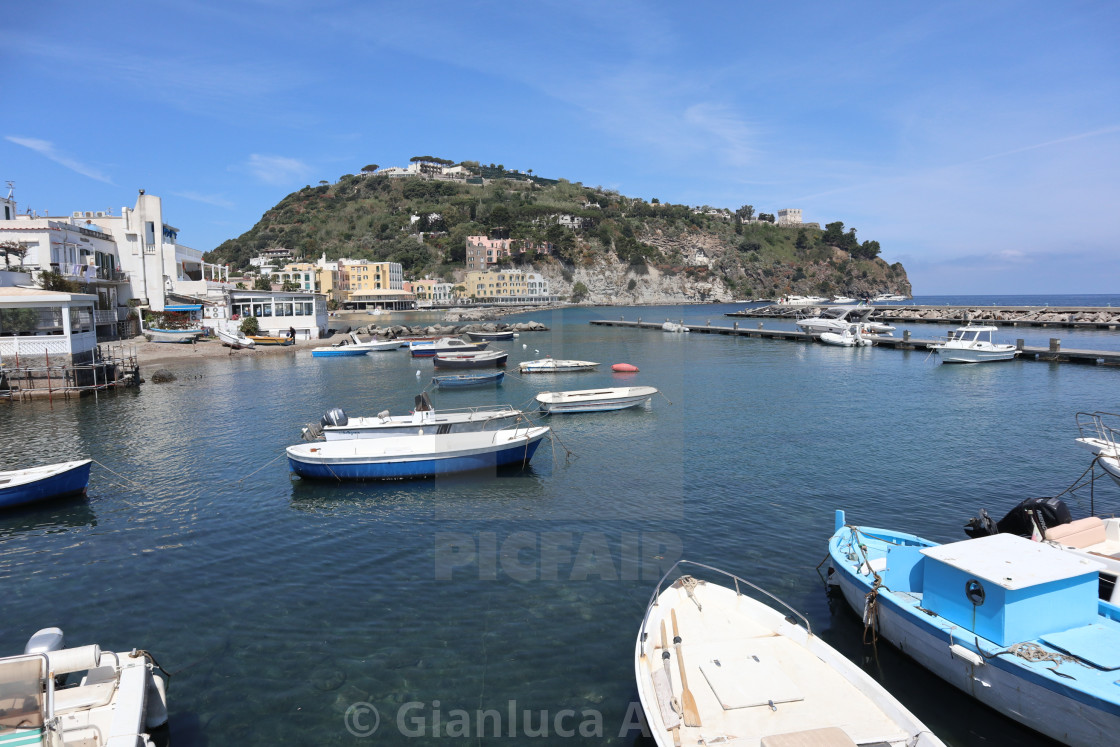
left=612, top=363, right=639, bottom=373
left=522, top=344, right=527, bottom=349
left=415, top=370, right=421, bottom=378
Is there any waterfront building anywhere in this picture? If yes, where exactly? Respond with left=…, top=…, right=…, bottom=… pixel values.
left=337, top=260, right=403, bottom=305
left=462, top=269, right=554, bottom=304
left=274, top=255, right=339, bottom=303
left=411, top=277, right=455, bottom=307
left=228, top=290, right=328, bottom=340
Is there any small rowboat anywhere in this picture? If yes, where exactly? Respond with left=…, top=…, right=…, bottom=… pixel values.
left=464, top=330, right=515, bottom=341
left=518, top=358, right=598, bottom=373
left=286, top=426, right=550, bottom=480
left=535, top=386, right=657, bottom=414
left=311, top=346, right=369, bottom=357
left=216, top=328, right=255, bottom=349
left=432, top=371, right=505, bottom=389
left=637, top=561, right=945, bottom=747
left=0, top=460, right=92, bottom=509
left=433, top=350, right=508, bottom=369
left=409, top=338, right=488, bottom=357
left=248, top=335, right=294, bottom=346
left=143, top=328, right=203, bottom=344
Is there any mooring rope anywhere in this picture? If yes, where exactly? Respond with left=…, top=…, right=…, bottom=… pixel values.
left=90, top=459, right=146, bottom=490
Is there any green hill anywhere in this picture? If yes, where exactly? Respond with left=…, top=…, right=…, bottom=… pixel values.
left=205, top=164, right=910, bottom=301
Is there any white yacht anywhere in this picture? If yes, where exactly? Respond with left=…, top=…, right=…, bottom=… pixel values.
left=928, top=324, right=1018, bottom=363
left=795, top=305, right=873, bottom=335
left=777, top=295, right=829, bottom=306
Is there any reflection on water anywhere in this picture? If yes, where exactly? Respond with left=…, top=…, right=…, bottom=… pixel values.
left=0, top=305, right=1113, bottom=745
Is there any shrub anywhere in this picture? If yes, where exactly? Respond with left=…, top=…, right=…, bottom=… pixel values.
left=240, top=316, right=260, bottom=335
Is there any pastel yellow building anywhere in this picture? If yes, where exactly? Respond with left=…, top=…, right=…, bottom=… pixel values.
left=462, top=269, right=553, bottom=304
left=275, top=262, right=338, bottom=302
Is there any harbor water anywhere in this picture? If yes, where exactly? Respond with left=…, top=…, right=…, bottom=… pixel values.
left=2, top=299, right=1119, bottom=745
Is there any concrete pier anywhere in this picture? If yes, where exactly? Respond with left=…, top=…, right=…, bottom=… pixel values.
left=590, top=320, right=1120, bottom=366
left=726, top=304, right=1120, bottom=331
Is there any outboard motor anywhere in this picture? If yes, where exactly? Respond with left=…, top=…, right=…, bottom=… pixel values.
left=964, top=496, right=1072, bottom=539
left=415, top=392, right=434, bottom=412
left=321, top=408, right=348, bottom=427
left=25, top=627, right=70, bottom=686
left=301, top=422, right=324, bottom=441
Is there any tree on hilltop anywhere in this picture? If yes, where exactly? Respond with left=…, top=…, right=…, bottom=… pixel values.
left=361, top=164, right=379, bottom=174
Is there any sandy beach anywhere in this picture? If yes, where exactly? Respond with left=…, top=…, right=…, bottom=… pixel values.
left=120, top=334, right=325, bottom=372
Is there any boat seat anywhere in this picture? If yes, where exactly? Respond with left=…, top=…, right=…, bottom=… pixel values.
left=53, top=680, right=117, bottom=713
left=760, top=726, right=858, bottom=747
left=1046, top=517, right=1106, bottom=549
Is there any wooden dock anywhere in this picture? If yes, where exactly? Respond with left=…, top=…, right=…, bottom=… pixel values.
left=589, top=320, right=1120, bottom=366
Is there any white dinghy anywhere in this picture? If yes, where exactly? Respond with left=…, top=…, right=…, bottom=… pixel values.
left=636, top=561, right=943, bottom=747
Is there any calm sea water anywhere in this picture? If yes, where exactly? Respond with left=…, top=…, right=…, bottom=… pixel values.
left=2, top=298, right=1118, bottom=746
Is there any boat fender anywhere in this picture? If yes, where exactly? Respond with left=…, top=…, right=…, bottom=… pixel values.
left=145, top=674, right=169, bottom=729
left=949, top=644, right=984, bottom=667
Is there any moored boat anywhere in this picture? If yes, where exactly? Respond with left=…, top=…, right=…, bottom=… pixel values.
left=637, top=560, right=944, bottom=747
left=927, top=324, right=1018, bottom=363
left=0, top=460, right=92, bottom=509
left=432, top=350, right=508, bottom=368
left=819, top=323, right=872, bottom=347
left=409, top=337, right=488, bottom=357
left=432, top=371, right=505, bottom=389
left=535, top=386, right=657, bottom=414
left=1075, top=410, right=1120, bottom=488
left=302, top=396, right=523, bottom=440
left=518, top=358, right=598, bottom=373
left=2, top=626, right=169, bottom=746
left=143, top=328, right=203, bottom=344
left=661, top=321, right=690, bottom=333
left=829, top=510, right=1120, bottom=745
left=310, top=346, right=369, bottom=357
left=464, top=329, right=515, bottom=341
left=286, top=425, right=550, bottom=480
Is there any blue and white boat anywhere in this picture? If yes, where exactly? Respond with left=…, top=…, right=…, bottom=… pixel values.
left=432, top=371, right=505, bottom=389
left=310, top=346, right=369, bottom=357
left=432, top=350, right=508, bottom=369
left=828, top=510, right=1120, bottom=746
left=409, top=338, right=488, bottom=357
left=0, top=460, right=92, bottom=509
left=286, top=426, right=549, bottom=480
left=301, top=397, right=524, bottom=441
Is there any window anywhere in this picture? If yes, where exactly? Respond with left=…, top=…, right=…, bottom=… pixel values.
left=0, top=307, right=63, bottom=336
left=69, top=306, right=93, bottom=334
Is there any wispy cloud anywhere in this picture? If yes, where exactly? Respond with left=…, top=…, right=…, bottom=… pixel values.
left=239, top=154, right=313, bottom=186
left=172, top=191, right=235, bottom=209
left=6, top=136, right=113, bottom=183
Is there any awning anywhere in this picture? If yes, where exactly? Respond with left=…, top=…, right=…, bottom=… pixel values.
left=165, top=304, right=202, bottom=311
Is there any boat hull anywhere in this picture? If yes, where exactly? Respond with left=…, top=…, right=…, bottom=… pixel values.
left=518, top=359, right=598, bottom=373
left=464, top=331, right=514, bottom=341
left=321, top=408, right=522, bottom=440
left=311, top=348, right=369, bottom=357
left=536, top=387, right=657, bottom=414
left=143, top=330, right=201, bottom=343
left=216, top=329, right=255, bottom=349
left=432, top=352, right=507, bottom=368
left=432, top=372, right=505, bottom=389
left=0, top=460, right=92, bottom=509
left=287, top=428, right=548, bottom=480
left=249, top=336, right=293, bottom=346
left=828, top=523, right=1120, bottom=745
left=934, top=346, right=1017, bottom=363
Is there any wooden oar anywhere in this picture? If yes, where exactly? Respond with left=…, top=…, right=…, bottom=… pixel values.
left=671, top=608, right=701, bottom=727
left=660, top=620, right=681, bottom=747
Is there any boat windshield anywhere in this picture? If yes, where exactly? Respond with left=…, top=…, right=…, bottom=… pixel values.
left=0, top=657, right=47, bottom=731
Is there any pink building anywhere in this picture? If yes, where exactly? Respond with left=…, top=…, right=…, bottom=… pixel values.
left=465, top=236, right=552, bottom=269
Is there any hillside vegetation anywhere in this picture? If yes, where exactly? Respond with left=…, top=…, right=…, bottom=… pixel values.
left=206, top=164, right=911, bottom=303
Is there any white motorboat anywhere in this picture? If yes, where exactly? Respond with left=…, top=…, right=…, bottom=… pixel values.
left=346, top=332, right=402, bottom=352
left=518, top=358, right=599, bottom=373
left=0, top=626, right=168, bottom=746
left=636, top=561, right=944, bottom=747
left=795, top=305, right=873, bottom=335
left=302, top=395, right=525, bottom=441
left=819, top=323, right=872, bottom=347
left=1075, top=411, right=1120, bottom=488
left=872, top=293, right=909, bottom=302
left=661, top=321, right=690, bottom=333
left=927, top=324, right=1018, bottom=363
left=777, top=295, right=829, bottom=306
left=216, top=327, right=256, bottom=349
left=535, top=386, right=658, bottom=414
left=830, top=296, right=858, bottom=304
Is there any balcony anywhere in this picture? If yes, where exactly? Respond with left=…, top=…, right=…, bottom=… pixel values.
left=51, top=263, right=130, bottom=283
left=95, top=308, right=132, bottom=325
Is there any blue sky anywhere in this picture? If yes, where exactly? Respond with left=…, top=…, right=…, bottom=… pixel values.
left=3, top=1, right=1117, bottom=294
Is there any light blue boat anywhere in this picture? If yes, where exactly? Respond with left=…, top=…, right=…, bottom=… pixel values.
left=286, top=426, right=549, bottom=480
left=431, top=371, right=505, bottom=389
left=828, top=510, right=1120, bottom=745
left=310, top=347, right=369, bottom=358
left=0, top=460, right=92, bottom=509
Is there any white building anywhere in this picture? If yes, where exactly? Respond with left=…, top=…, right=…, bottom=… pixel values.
left=228, top=290, right=329, bottom=340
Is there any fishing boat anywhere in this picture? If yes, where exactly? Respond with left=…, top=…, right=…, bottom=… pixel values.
left=464, top=329, right=515, bottom=341
left=637, top=560, right=944, bottom=747
left=819, top=323, right=873, bottom=347
left=828, top=510, right=1120, bottom=745
left=409, top=338, right=488, bottom=357
left=518, top=358, right=599, bottom=373
left=216, top=327, right=255, bottom=350
left=0, top=460, right=92, bottom=509
left=536, top=386, right=658, bottom=414
left=286, top=425, right=550, bottom=480
left=1075, top=410, right=1120, bottom=487
left=248, top=335, right=294, bottom=346
left=1, top=626, right=168, bottom=746
left=302, top=396, right=523, bottom=440
left=432, top=371, right=505, bottom=389
left=927, top=324, right=1018, bottom=363
left=432, top=350, right=508, bottom=368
